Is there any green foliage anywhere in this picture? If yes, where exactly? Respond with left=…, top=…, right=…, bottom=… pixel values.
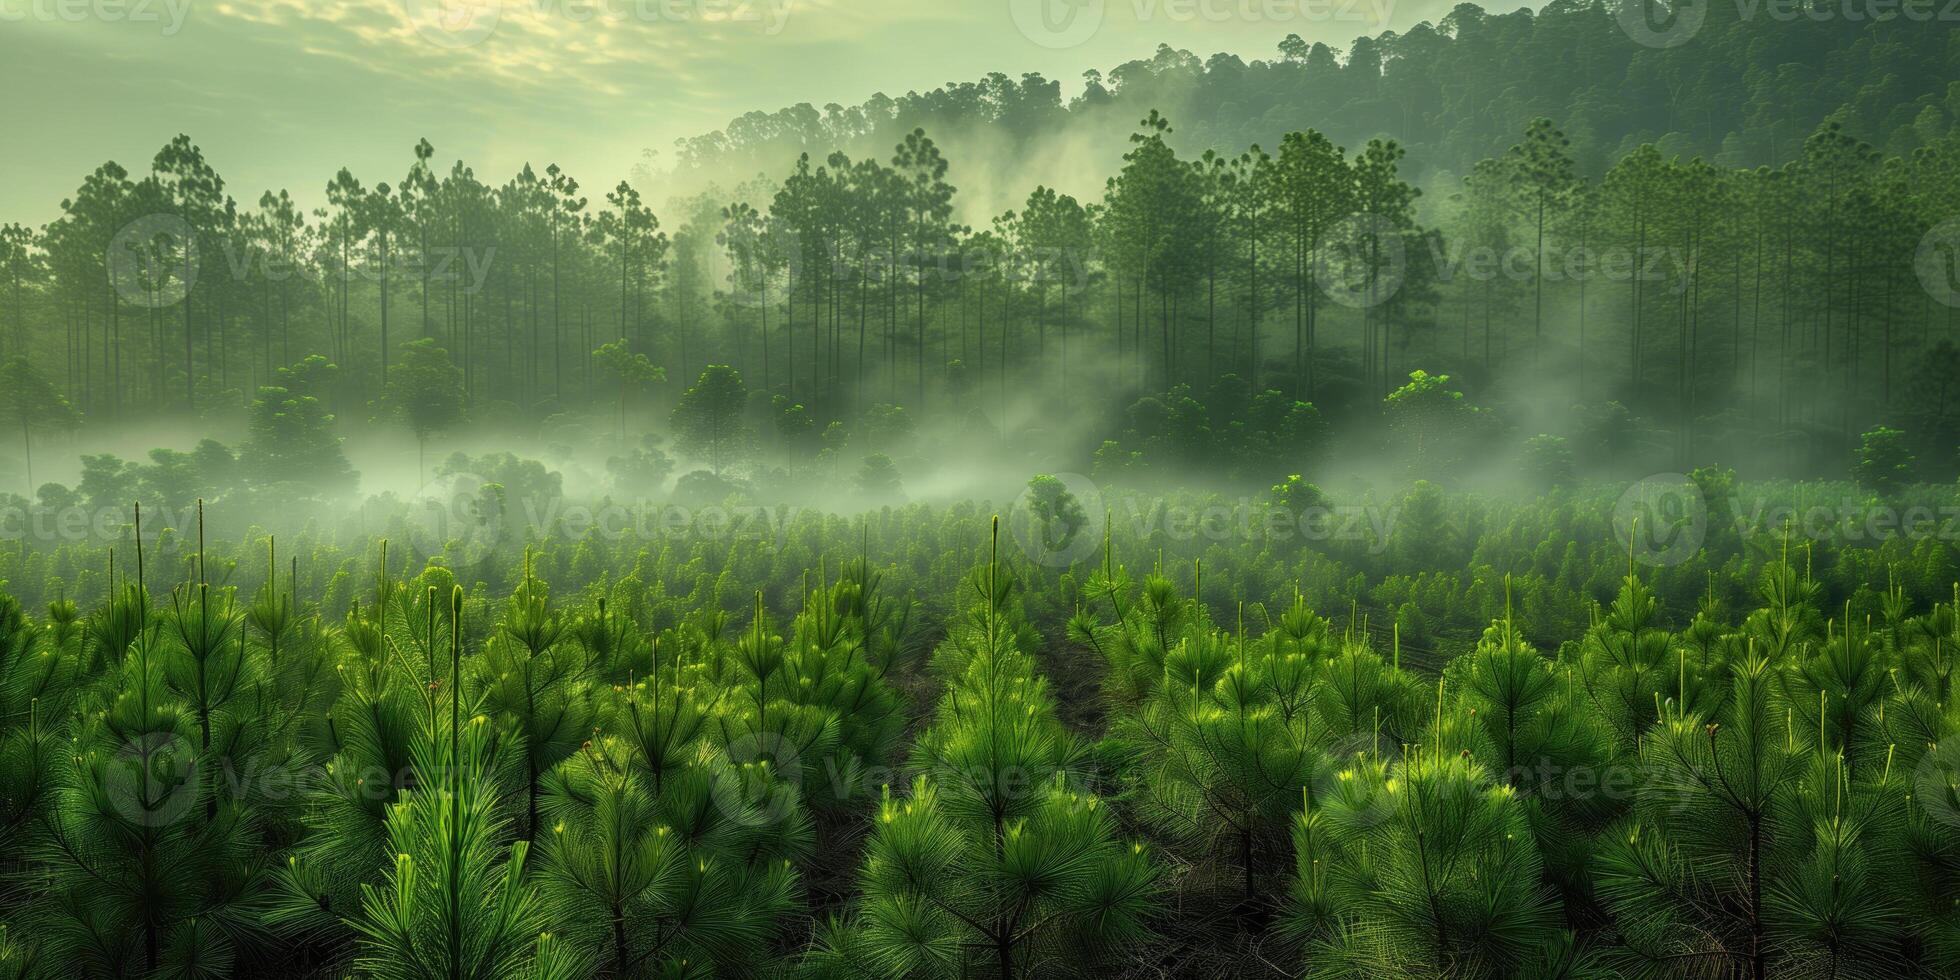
left=7, top=16, right=1960, bottom=511
left=348, top=719, right=577, bottom=980
left=852, top=454, right=903, bottom=504
left=535, top=743, right=797, bottom=978
left=439, top=451, right=562, bottom=506
left=766, top=564, right=913, bottom=813
left=379, top=338, right=468, bottom=474
left=1521, top=435, right=1574, bottom=491
left=12, top=79, right=1960, bottom=501
left=28, top=590, right=267, bottom=977
left=670, top=365, right=752, bottom=476
left=76, top=454, right=138, bottom=512
left=593, top=340, right=665, bottom=442
left=0, top=357, right=77, bottom=492
left=824, top=548, right=1158, bottom=979
left=1853, top=426, right=1915, bottom=495
left=1900, top=341, right=1960, bottom=479
left=1385, top=371, right=1491, bottom=478
left=478, top=568, right=598, bottom=839
left=604, top=443, right=675, bottom=493
left=856, top=404, right=915, bottom=457
left=1076, top=561, right=1332, bottom=903
left=1271, top=474, right=1326, bottom=514
left=1593, top=655, right=1897, bottom=980
left=243, top=356, right=356, bottom=497
left=0, top=483, right=1957, bottom=976
left=1288, top=750, right=1568, bottom=979
left=1098, top=380, right=1323, bottom=484
left=1572, top=573, right=1682, bottom=745
left=1021, top=475, right=1086, bottom=557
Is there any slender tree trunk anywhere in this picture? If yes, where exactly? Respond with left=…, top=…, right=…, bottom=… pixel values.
left=611, top=905, right=630, bottom=978
left=552, top=217, right=562, bottom=399
left=183, top=267, right=195, bottom=409
left=1241, top=823, right=1255, bottom=901
left=1748, top=813, right=1765, bottom=980
left=1533, top=198, right=1545, bottom=367
left=1631, top=211, right=1646, bottom=390
left=382, top=233, right=393, bottom=391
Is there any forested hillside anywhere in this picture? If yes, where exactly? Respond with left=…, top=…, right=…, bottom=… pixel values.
left=3, top=5, right=1960, bottom=513
left=672, top=1, right=1960, bottom=194
left=5, top=3, right=1960, bottom=507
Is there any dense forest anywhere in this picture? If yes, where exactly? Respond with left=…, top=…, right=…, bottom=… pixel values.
left=5, top=2, right=1960, bottom=977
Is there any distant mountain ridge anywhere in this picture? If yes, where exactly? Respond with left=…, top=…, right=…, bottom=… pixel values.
left=665, top=0, right=1959, bottom=197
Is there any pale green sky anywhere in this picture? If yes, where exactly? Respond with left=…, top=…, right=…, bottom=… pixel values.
left=1, top=0, right=1463, bottom=226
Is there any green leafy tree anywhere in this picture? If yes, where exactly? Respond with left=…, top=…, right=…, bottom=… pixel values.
left=1271, top=473, right=1325, bottom=514
left=477, top=568, right=597, bottom=840
left=1503, top=118, right=1577, bottom=368
left=1450, top=610, right=1617, bottom=905
left=1288, top=748, right=1571, bottom=978
left=190, top=439, right=237, bottom=499
left=75, top=454, right=137, bottom=512
left=0, top=357, right=78, bottom=494
left=1384, top=370, right=1491, bottom=478
left=1016, top=186, right=1093, bottom=399
left=1101, top=111, right=1206, bottom=392
left=1271, top=129, right=1352, bottom=397
left=851, top=453, right=903, bottom=504
left=1076, top=569, right=1327, bottom=903
left=1344, top=138, right=1423, bottom=395
left=670, top=364, right=752, bottom=476
left=1899, top=341, right=1960, bottom=479
left=1852, top=426, right=1914, bottom=495
left=34, top=584, right=267, bottom=977
left=820, top=545, right=1157, bottom=978
left=242, top=355, right=356, bottom=496
left=1573, top=572, right=1688, bottom=746
left=380, top=338, right=467, bottom=484
left=1521, top=434, right=1575, bottom=490
left=0, top=223, right=34, bottom=359
left=346, top=592, right=578, bottom=980
left=534, top=741, right=799, bottom=978
left=1020, top=474, right=1086, bottom=557
left=1595, top=653, right=1910, bottom=980
left=593, top=339, right=664, bottom=444
left=894, top=129, right=956, bottom=408
left=135, top=449, right=200, bottom=512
